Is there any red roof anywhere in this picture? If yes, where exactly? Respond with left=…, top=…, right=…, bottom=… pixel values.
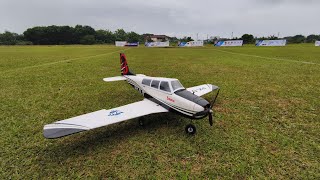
left=150, top=35, right=168, bottom=38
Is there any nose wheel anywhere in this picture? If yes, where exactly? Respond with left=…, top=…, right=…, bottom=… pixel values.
left=185, top=124, right=196, bottom=135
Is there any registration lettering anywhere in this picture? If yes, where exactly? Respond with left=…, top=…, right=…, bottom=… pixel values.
left=167, top=96, right=175, bottom=102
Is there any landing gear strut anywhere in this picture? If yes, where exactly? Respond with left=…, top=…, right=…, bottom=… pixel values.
left=185, top=124, right=196, bottom=135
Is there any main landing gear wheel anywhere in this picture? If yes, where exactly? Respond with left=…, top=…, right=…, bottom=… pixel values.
left=185, top=124, right=196, bottom=135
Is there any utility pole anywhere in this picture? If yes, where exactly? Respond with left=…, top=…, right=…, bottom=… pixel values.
left=231, top=32, right=234, bottom=39
left=197, top=33, right=199, bottom=41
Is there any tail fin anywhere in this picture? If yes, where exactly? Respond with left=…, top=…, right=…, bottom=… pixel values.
left=120, top=53, right=135, bottom=75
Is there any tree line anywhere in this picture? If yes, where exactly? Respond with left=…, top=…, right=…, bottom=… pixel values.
left=0, top=25, right=145, bottom=45
left=0, top=25, right=319, bottom=45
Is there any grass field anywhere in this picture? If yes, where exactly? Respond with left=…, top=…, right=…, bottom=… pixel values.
left=1, top=44, right=319, bottom=179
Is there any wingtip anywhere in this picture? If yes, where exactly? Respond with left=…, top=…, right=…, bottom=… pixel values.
left=210, top=84, right=219, bottom=91
left=43, top=123, right=89, bottom=139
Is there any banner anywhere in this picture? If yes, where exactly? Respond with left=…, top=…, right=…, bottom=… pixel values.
left=179, top=40, right=203, bottom=47
left=214, top=40, right=243, bottom=47
left=145, top=41, right=170, bottom=47
left=315, top=41, right=320, bottom=46
left=115, top=41, right=127, bottom=47
left=125, top=42, right=139, bottom=47
left=256, top=40, right=286, bottom=46
left=115, top=41, right=139, bottom=47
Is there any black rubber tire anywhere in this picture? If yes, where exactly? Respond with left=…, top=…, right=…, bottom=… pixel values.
left=185, top=124, right=196, bottom=135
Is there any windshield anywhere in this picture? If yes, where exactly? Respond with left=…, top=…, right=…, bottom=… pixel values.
left=171, top=80, right=184, bottom=91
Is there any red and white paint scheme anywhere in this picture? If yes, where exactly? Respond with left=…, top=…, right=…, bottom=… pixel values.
left=43, top=53, right=220, bottom=138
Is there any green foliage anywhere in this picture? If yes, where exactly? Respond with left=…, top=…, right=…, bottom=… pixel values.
left=284, top=35, right=306, bottom=44
left=114, top=29, right=127, bottom=41
left=95, top=30, right=115, bottom=44
left=80, top=35, right=96, bottom=45
left=306, top=34, right=320, bottom=43
left=268, top=35, right=279, bottom=40
left=241, top=34, right=255, bottom=44
left=15, top=41, right=33, bottom=45
left=180, top=36, right=194, bottom=42
left=169, top=36, right=179, bottom=43
left=24, top=25, right=75, bottom=45
left=0, top=31, right=31, bottom=45
left=0, top=31, right=18, bottom=45
left=126, top=31, right=143, bottom=43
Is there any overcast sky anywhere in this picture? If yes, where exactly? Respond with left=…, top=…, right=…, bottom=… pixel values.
left=0, top=0, right=319, bottom=39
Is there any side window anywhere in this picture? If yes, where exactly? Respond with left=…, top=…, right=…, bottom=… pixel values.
left=142, top=79, right=151, bottom=86
left=160, top=81, right=171, bottom=92
left=151, top=80, right=160, bottom=88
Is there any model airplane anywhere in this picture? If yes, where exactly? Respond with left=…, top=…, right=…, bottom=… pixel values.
left=43, top=53, right=220, bottom=138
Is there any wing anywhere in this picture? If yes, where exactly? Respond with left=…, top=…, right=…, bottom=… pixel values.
left=43, top=99, right=168, bottom=139
left=103, top=76, right=126, bottom=82
left=186, top=84, right=219, bottom=97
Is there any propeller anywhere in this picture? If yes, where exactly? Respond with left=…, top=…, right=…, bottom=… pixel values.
left=208, top=89, right=220, bottom=126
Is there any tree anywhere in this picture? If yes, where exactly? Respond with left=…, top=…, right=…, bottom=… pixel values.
left=169, top=36, right=179, bottom=43
left=186, top=37, right=193, bottom=41
left=241, top=34, right=254, bottom=44
left=73, top=25, right=95, bottom=44
left=268, top=35, right=279, bottom=40
left=0, top=31, right=18, bottom=45
left=126, top=31, right=142, bottom=43
left=24, top=27, right=45, bottom=45
left=285, top=35, right=306, bottom=44
left=114, top=29, right=127, bottom=41
left=80, top=35, right=96, bottom=45
left=95, top=29, right=115, bottom=44
left=306, top=34, right=320, bottom=43
left=95, top=30, right=107, bottom=44
left=292, top=35, right=306, bottom=43
left=180, top=36, right=194, bottom=42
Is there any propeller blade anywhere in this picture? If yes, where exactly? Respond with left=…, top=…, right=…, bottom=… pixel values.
left=209, top=112, right=213, bottom=126
left=210, top=89, right=220, bottom=109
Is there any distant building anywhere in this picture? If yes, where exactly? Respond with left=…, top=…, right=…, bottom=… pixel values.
left=143, top=34, right=170, bottom=42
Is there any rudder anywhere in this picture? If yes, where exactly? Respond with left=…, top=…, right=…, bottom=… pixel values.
left=120, top=53, right=134, bottom=75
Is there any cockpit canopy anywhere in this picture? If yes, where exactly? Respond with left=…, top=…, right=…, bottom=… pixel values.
left=171, top=80, right=184, bottom=91
left=142, top=78, right=184, bottom=93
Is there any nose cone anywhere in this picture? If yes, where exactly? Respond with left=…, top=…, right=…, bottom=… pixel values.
left=193, top=98, right=209, bottom=112
left=174, top=89, right=210, bottom=110
left=195, top=98, right=210, bottom=108
left=193, top=103, right=205, bottom=112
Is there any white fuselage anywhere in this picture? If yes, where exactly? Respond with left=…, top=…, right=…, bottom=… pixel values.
left=124, top=75, right=209, bottom=118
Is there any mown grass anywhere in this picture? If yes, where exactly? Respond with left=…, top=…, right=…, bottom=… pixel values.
left=0, top=44, right=319, bottom=179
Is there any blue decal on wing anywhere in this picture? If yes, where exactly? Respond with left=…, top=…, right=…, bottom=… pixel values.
left=108, top=110, right=124, bottom=116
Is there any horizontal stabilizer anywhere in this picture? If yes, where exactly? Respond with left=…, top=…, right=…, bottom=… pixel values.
left=103, top=76, right=126, bottom=82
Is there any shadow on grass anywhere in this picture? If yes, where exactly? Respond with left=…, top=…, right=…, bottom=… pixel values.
left=39, top=113, right=188, bottom=164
